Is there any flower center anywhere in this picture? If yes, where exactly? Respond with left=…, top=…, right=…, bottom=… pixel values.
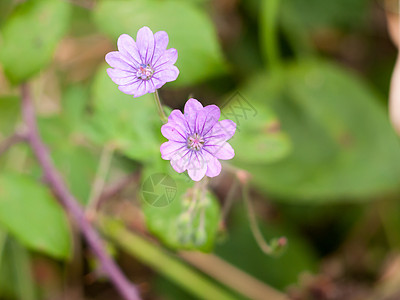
left=187, top=133, right=204, bottom=151
left=136, top=64, right=154, bottom=80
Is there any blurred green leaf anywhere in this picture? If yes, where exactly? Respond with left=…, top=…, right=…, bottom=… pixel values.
left=223, top=92, right=291, bottom=164
left=0, top=237, right=37, bottom=300
left=0, top=173, right=71, bottom=259
left=141, top=159, right=220, bottom=251
left=8, top=239, right=37, bottom=300
left=0, top=0, right=71, bottom=84
left=88, top=64, right=162, bottom=162
left=281, top=0, right=369, bottom=31
left=241, top=60, right=400, bottom=201
left=93, top=0, right=227, bottom=86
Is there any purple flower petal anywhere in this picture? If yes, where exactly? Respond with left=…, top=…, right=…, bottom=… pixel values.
left=136, top=26, right=155, bottom=64
left=170, top=148, right=190, bottom=173
left=184, top=98, right=203, bottom=132
left=106, top=27, right=179, bottom=98
left=155, top=66, right=179, bottom=82
left=118, top=80, right=150, bottom=97
left=205, top=119, right=236, bottom=142
left=196, top=105, right=220, bottom=135
left=146, top=80, right=157, bottom=94
left=204, top=142, right=235, bottom=160
left=187, top=152, right=208, bottom=181
left=117, top=80, right=140, bottom=95
left=161, top=124, right=187, bottom=142
left=150, top=77, right=165, bottom=90
left=107, top=68, right=136, bottom=85
left=204, top=152, right=222, bottom=177
left=105, top=52, right=136, bottom=72
left=168, top=110, right=190, bottom=133
left=160, top=141, right=186, bottom=160
left=160, top=98, right=236, bottom=181
left=117, top=34, right=141, bottom=66
left=154, top=31, right=169, bottom=59
left=154, top=48, right=178, bottom=68
left=184, top=98, right=203, bottom=115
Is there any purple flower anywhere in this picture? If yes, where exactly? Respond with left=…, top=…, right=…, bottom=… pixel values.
left=105, top=26, right=179, bottom=98
left=160, top=98, right=236, bottom=181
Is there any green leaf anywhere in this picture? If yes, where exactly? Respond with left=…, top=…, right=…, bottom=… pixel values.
left=241, top=60, right=400, bottom=202
left=93, top=0, right=227, bottom=86
left=0, top=0, right=71, bottom=83
left=0, top=173, right=71, bottom=259
left=222, top=92, right=291, bottom=164
left=141, top=159, right=220, bottom=251
left=281, top=0, right=369, bottom=31
left=0, top=236, right=37, bottom=300
left=88, top=64, right=162, bottom=162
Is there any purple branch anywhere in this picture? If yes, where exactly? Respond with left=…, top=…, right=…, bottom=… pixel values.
left=20, top=83, right=141, bottom=300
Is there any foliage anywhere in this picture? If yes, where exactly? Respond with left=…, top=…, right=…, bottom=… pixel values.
left=0, top=0, right=399, bottom=299
left=0, top=0, right=71, bottom=83
left=0, top=173, right=71, bottom=259
left=240, top=60, right=400, bottom=201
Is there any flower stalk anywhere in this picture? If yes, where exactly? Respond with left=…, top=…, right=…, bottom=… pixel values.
left=86, top=143, right=116, bottom=220
left=153, top=90, right=168, bottom=123
left=243, top=181, right=287, bottom=256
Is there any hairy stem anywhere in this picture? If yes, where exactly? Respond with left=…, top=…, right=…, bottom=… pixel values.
left=243, top=182, right=286, bottom=255
left=153, top=90, right=168, bottom=124
left=20, top=83, right=141, bottom=300
left=86, top=144, right=115, bottom=218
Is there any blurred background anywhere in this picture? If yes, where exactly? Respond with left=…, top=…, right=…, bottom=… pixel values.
left=1, top=0, right=400, bottom=299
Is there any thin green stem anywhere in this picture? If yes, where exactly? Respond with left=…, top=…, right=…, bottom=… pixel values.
left=243, top=182, right=286, bottom=255
left=153, top=90, right=168, bottom=124
left=86, top=144, right=115, bottom=218
left=260, top=0, right=281, bottom=71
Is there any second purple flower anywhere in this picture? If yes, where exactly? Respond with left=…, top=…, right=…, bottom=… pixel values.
left=105, top=26, right=179, bottom=98
left=160, top=98, right=236, bottom=181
